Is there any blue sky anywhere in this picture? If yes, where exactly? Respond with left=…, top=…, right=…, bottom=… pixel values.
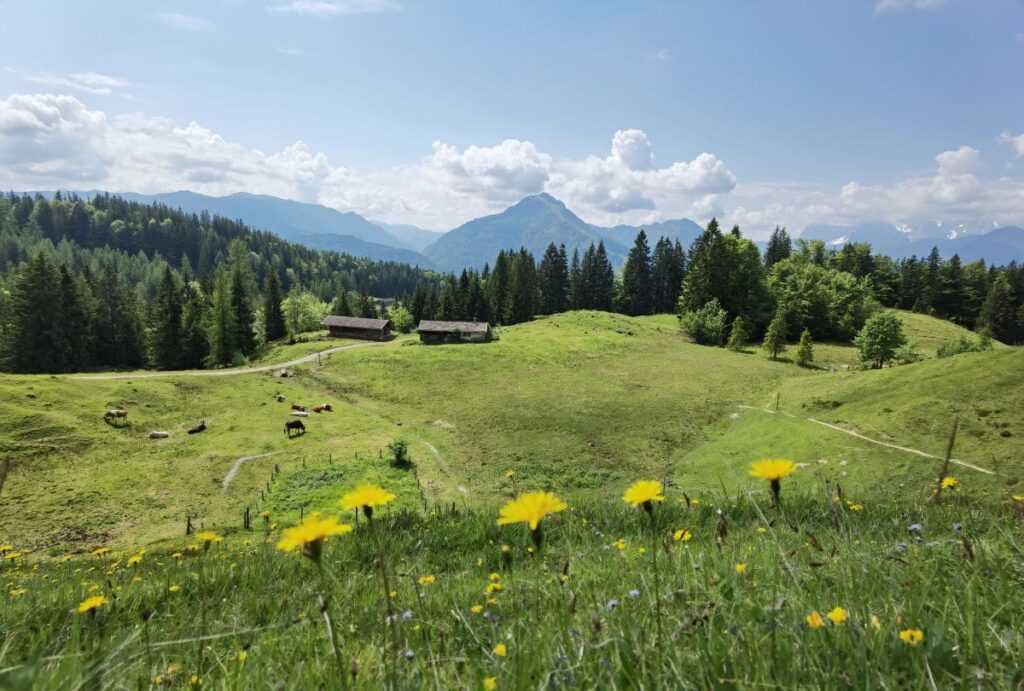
left=1, top=0, right=1022, bottom=235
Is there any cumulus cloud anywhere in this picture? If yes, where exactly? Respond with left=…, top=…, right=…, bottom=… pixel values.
left=157, top=12, right=213, bottom=31
left=999, top=130, right=1024, bottom=157
left=935, top=145, right=980, bottom=175
left=2, top=92, right=1021, bottom=236
left=874, top=0, right=946, bottom=14
left=270, top=0, right=400, bottom=16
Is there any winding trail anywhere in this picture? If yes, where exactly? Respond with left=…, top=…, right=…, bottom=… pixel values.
left=737, top=405, right=994, bottom=475
left=222, top=450, right=287, bottom=490
left=72, top=341, right=392, bottom=381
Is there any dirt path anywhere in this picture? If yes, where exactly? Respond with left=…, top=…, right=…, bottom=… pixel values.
left=737, top=405, right=995, bottom=475
left=222, top=450, right=287, bottom=489
left=72, top=341, right=393, bottom=381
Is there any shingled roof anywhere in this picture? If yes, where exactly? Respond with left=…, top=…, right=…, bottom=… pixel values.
left=321, top=316, right=391, bottom=330
left=416, top=320, right=490, bottom=333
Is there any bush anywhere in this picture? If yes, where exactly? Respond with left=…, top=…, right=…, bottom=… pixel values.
left=894, top=343, right=923, bottom=365
left=389, top=305, right=415, bottom=334
left=679, top=299, right=728, bottom=346
left=936, top=334, right=992, bottom=358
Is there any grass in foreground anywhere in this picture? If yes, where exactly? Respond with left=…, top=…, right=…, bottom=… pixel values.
left=2, top=477, right=1022, bottom=689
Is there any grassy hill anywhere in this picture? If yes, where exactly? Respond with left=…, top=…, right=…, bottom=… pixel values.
left=0, top=310, right=1015, bottom=552
left=2, top=309, right=1022, bottom=689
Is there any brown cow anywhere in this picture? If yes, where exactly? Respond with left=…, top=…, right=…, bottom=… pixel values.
left=291, top=404, right=307, bottom=413
left=313, top=403, right=332, bottom=413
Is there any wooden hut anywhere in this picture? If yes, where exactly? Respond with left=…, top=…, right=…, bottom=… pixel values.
left=321, top=315, right=392, bottom=340
left=416, top=320, right=491, bottom=344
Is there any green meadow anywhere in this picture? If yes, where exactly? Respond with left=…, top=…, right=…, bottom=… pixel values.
left=1, top=310, right=1022, bottom=688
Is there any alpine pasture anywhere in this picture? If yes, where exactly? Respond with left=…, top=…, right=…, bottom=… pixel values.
left=1, top=310, right=1022, bottom=689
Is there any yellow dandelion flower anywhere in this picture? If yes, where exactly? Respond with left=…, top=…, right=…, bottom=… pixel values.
left=492, top=643, right=507, bottom=657
left=734, top=563, right=747, bottom=575
left=505, top=470, right=515, bottom=478
left=3, top=552, right=21, bottom=560
left=9, top=587, right=26, bottom=597
left=673, top=529, right=693, bottom=541
left=340, top=484, right=395, bottom=517
left=559, top=574, right=570, bottom=583
left=899, top=628, right=924, bottom=645
left=486, top=597, right=499, bottom=605
left=614, top=539, right=627, bottom=550
left=870, top=615, right=882, bottom=630
left=194, top=532, right=222, bottom=550
left=91, top=547, right=111, bottom=557
left=418, top=575, right=436, bottom=586
left=0, top=545, right=12, bottom=553
left=235, top=650, right=247, bottom=662
left=277, top=515, right=352, bottom=562
left=849, top=504, right=864, bottom=511
left=496, top=491, right=567, bottom=531
left=485, top=583, right=503, bottom=595
left=940, top=476, right=957, bottom=489
left=484, top=677, right=498, bottom=690
left=171, top=552, right=183, bottom=559
left=127, top=555, right=143, bottom=566
left=749, top=459, right=796, bottom=481
left=621, top=480, right=665, bottom=509
left=488, top=572, right=501, bottom=581
left=470, top=604, right=484, bottom=614
left=169, top=585, right=181, bottom=593
left=806, top=610, right=825, bottom=629
left=756, top=527, right=768, bottom=534
left=77, top=595, right=109, bottom=613
left=827, top=607, right=849, bottom=626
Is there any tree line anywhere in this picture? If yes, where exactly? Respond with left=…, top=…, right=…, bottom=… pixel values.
left=0, top=193, right=437, bottom=372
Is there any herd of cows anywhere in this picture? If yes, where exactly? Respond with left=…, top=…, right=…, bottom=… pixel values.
left=102, top=394, right=334, bottom=440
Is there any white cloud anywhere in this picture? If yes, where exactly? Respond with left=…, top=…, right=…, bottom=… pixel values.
left=270, top=0, right=399, bottom=16
left=2, top=92, right=1022, bottom=236
left=25, top=72, right=131, bottom=96
left=157, top=13, right=213, bottom=31
left=999, top=131, right=1024, bottom=157
left=874, top=0, right=946, bottom=14
left=274, top=48, right=310, bottom=57
left=935, top=145, right=980, bottom=175
left=654, top=48, right=672, bottom=62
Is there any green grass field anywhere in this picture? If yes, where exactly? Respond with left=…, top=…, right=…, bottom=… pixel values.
left=1, top=309, right=1021, bottom=688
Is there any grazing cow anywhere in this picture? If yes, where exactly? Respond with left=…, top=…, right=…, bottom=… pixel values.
left=104, top=409, right=128, bottom=424
left=284, top=419, right=306, bottom=437
left=187, top=420, right=207, bottom=435
left=291, top=404, right=307, bottom=413
left=313, top=403, right=333, bottom=413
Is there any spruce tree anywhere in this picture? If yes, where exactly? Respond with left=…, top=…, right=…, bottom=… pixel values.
left=762, top=310, right=788, bottom=360
left=263, top=271, right=287, bottom=342
left=621, top=230, right=653, bottom=316
left=763, top=226, right=792, bottom=268
left=568, top=248, right=583, bottom=310
left=331, top=290, right=354, bottom=317
left=977, top=274, right=1016, bottom=343
left=538, top=242, right=569, bottom=314
left=206, top=269, right=237, bottom=367
left=796, top=328, right=814, bottom=367
left=179, top=282, right=209, bottom=369
left=149, top=266, right=183, bottom=369
left=726, top=315, right=748, bottom=351
left=10, top=254, right=64, bottom=373
left=230, top=266, right=256, bottom=356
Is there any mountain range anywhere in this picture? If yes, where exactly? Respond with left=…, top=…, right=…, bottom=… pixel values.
left=37, top=190, right=1024, bottom=269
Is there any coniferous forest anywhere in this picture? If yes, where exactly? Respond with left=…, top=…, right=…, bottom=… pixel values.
left=1, top=192, right=1023, bottom=374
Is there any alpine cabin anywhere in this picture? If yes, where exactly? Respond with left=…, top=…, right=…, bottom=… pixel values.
left=416, top=320, right=492, bottom=344
left=321, top=315, right=392, bottom=340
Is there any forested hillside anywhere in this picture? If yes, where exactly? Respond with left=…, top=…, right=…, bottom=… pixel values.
left=0, top=192, right=436, bottom=373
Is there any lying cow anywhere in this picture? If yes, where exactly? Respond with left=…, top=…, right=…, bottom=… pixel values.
left=104, top=409, right=128, bottom=423
left=187, top=420, right=207, bottom=434
left=291, top=404, right=307, bottom=413
left=149, top=431, right=169, bottom=439
left=284, top=419, right=306, bottom=437
left=313, top=403, right=333, bottom=413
